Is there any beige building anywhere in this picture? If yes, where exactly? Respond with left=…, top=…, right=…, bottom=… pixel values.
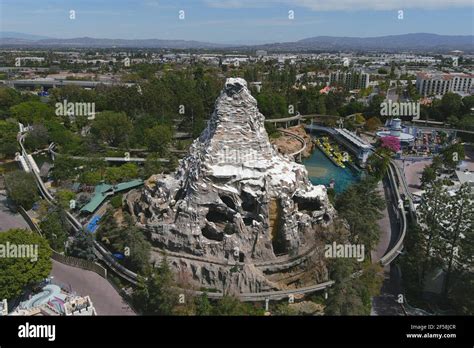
left=330, top=70, right=370, bottom=90
left=416, top=72, right=473, bottom=96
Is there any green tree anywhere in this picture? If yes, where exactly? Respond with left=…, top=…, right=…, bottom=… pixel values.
left=420, top=166, right=437, bottom=187
left=449, top=272, right=474, bottom=315
left=440, top=93, right=462, bottom=118
left=416, top=180, right=474, bottom=304
left=213, top=295, right=263, bottom=316
left=400, top=223, right=428, bottom=299
left=194, top=293, right=213, bottom=316
left=437, top=184, right=473, bottom=299
left=365, top=117, right=382, bottom=131
left=39, top=210, right=69, bottom=252
left=0, top=87, right=21, bottom=116
left=335, top=179, right=385, bottom=253
left=325, top=259, right=367, bottom=315
left=367, top=95, right=385, bottom=117
left=143, top=155, right=162, bottom=178
left=441, top=143, right=465, bottom=169
left=119, top=227, right=151, bottom=274
left=104, top=163, right=139, bottom=183
left=56, top=190, right=76, bottom=210
left=91, top=111, right=133, bottom=147
left=10, top=101, right=54, bottom=124
left=417, top=181, right=448, bottom=280
left=24, top=124, right=49, bottom=151
left=80, top=170, right=102, bottom=185
left=144, top=125, right=173, bottom=155
left=0, top=229, right=52, bottom=301
left=68, top=230, right=96, bottom=261
left=367, top=149, right=390, bottom=181
left=51, top=156, right=80, bottom=182
left=4, top=170, right=39, bottom=210
left=110, top=194, right=123, bottom=209
left=133, top=257, right=178, bottom=315
left=0, top=120, right=19, bottom=158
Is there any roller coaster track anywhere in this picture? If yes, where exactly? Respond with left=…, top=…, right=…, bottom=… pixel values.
left=264, top=112, right=357, bottom=124
left=150, top=240, right=320, bottom=273
left=48, top=143, right=169, bottom=163
left=379, top=161, right=407, bottom=266
left=19, top=133, right=139, bottom=285
left=17, top=127, right=408, bottom=301
left=278, top=129, right=307, bottom=159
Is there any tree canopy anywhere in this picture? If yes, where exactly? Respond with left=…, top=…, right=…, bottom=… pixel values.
left=0, top=229, right=52, bottom=301
left=4, top=170, right=39, bottom=210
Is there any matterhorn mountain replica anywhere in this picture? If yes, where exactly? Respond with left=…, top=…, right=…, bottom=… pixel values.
left=126, top=78, right=336, bottom=294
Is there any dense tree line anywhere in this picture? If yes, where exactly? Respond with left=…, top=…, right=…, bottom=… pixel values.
left=335, top=178, right=385, bottom=254
left=401, top=182, right=473, bottom=314
left=421, top=143, right=465, bottom=187
left=421, top=93, right=474, bottom=130
left=97, top=209, right=151, bottom=274
left=132, top=257, right=264, bottom=316
left=321, top=178, right=386, bottom=315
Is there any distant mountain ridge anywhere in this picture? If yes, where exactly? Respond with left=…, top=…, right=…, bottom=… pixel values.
left=0, top=32, right=472, bottom=52
left=0, top=34, right=231, bottom=49
left=0, top=31, right=52, bottom=41
left=294, top=33, right=473, bottom=51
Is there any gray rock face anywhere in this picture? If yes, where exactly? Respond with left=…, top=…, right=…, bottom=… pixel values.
left=127, top=78, right=335, bottom=293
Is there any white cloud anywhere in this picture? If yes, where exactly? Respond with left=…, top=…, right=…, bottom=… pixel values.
left=204, top=0, right=473, bottom=11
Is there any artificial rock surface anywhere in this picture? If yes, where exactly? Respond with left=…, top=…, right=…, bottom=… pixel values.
left=126, top=78, right=335, bottom=293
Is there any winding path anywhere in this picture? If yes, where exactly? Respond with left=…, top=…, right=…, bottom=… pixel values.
left=50, top=260, right=135, bottom=315
left=17, top=125, right=409, bottom=302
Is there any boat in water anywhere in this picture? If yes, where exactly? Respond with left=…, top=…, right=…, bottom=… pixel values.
left=314, top=137, right=348, bottom=169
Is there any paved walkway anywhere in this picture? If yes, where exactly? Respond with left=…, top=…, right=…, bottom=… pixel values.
left=372, top=182, right=390, bottom=262
left=0, top=192, right=29, bottom=232
left=371, top=266, right=405, bottom=316
left=372, top=179, right=398, bottom=262
left=50, top=260, right=136, bottom=315
left=397, top=159, right=432, bottom=193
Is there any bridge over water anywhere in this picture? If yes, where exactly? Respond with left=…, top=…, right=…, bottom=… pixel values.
left=305, top=124, right=373, bottom=164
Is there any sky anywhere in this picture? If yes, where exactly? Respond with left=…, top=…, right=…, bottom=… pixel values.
left=1, top=0, right=473, bottom=43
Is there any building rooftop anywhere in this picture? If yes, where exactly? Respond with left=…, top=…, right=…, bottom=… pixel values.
left=80, top=179, right=143, bottom=213
left=417, top=72, right=474, bottom=80
left=335, top=128, right=372, bottom=150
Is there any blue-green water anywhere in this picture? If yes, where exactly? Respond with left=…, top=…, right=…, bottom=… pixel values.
left=303, top=146, right=360, bottom=193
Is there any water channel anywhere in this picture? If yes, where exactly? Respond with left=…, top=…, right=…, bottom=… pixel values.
left=303, top=134, right=362, bottom=193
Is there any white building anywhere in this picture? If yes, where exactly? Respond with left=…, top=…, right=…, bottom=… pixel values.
left=17, top=57, right=45, bottom=63
left=330, top=70, right=370, bottom=90
left=416, top=72, right=474, bottom=97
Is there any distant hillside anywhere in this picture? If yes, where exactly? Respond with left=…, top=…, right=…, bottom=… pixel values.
left=252, top=33, right=474, bottom=53
left=0, top=35, right=231, bottom=49
left=0, top=32, right=52, bottom=40
left=0, top=32, right=472, bottom=52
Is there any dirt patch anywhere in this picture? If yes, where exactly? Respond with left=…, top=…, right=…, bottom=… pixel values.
left=271, top=125, right=314, bottom=158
